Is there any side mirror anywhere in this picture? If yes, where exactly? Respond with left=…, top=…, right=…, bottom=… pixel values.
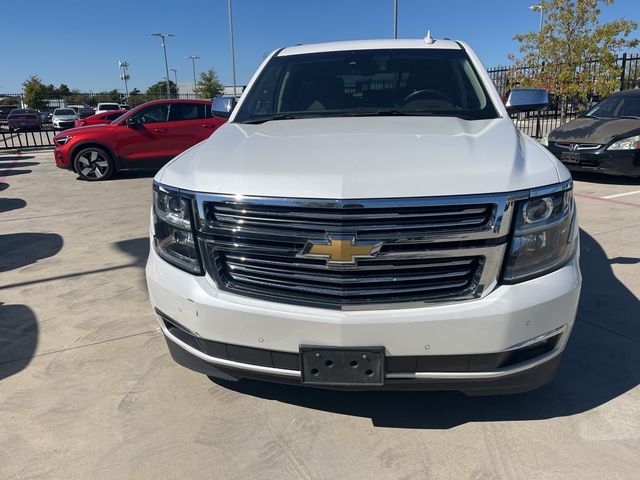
left=211, top=96, right=237, bottom=118
left=505, top=88, right=549, bottom=113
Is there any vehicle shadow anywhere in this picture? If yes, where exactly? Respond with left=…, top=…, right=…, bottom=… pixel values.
left=114, top=169, right=162, bottom=180
left=0, top=303, right=38, bottom=381
left=571, top=171, right=640, bottom=186
left=0, top=198, right=27, bottom=214
left=75, top=169, right=162, bottom=182
left=114, top=237, right=150, bottom=291
left=211, top=229, right=640, bottom=428
left=0, top=233, right=64, bottom=273
left=114, top=237, right=149, bottom=268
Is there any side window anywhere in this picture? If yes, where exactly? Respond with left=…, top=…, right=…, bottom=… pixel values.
left=105, top=112, right=120, bottom=121
left=130, top=104, right=169, bottom=124
left=169, top=103, right=207, bottom=121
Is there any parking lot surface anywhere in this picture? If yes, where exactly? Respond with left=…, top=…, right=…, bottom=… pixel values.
left=1, top=150, right=639, bottom=479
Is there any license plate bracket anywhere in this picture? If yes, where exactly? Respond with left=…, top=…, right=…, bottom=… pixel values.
left=300, top=346, right=385, bottom=386
left=560, top=152, right=581, bottom=164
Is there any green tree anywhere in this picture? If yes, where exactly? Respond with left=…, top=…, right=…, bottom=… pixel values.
left=509, top=0, right=638, bottom=109
left=58, top=84, right=71, bottom=96
left=195, top=69, right=224, bottom=98
left=22, top=75, right=49, bottom=109
left=1, top=96, right=21, bottom=106
left=146, top=80, right=178, bottom=98
left=128, top=88, right=146, bottom=107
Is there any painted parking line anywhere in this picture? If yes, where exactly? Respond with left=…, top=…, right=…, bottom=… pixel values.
left=602, top=190, right=640, bottom=199
left=575, top=192, right=640, bottom=207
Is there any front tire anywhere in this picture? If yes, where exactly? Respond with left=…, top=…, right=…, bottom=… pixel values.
left=73, top=147, right=114, bottom=181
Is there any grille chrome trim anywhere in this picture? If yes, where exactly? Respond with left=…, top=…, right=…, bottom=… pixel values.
left=186, top=191, right=526, bottom=310
left=554, top=142, right=601, bottom=151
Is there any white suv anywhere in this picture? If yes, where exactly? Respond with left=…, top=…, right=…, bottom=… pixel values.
left=145, top=38, right=581, bottom=394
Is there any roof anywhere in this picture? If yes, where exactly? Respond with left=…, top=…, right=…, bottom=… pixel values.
left=612, top=88, right=640, bottom=97
left=278, top=38, right=461, bottom=57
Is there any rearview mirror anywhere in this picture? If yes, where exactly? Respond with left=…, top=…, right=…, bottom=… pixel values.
left=505, top=89, right=549, bottom=113
left=211, top=96, right=237, bottom=118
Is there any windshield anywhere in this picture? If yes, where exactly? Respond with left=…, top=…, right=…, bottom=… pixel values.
left=55, top=109, right=75, bottom=115
left=99, top=104, right=120, bottom=110
left=234, top=48, right=498, bottom=123
left=586, top=93, right=640, bottom=118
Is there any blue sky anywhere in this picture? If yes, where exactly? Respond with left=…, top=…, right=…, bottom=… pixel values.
left=1, top=0, right=637, bottom=93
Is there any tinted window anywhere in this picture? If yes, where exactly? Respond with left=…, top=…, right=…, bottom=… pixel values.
left=169, top=103, right=207, bottom=121
left=130, top=104, right=169, bottom=124
left=99, top=104, right=120, bottom=110
left=104, top=112, right=123, bottom=120
left=55, top=109, right=76, bottom=115
left=586, top=93, right=640, bottom=118
left=234, top=48, right=497, bottom=123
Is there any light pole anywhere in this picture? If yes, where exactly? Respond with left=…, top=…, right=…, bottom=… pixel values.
left=186, top=55, right=200, bottom=97
left=393, top=0, right=398, bottom=39
left=151, top=32, right=175, bottom=98
left=118, top=60, right=130, bottom=98
left=227, top=0, right=238, bottom=97
left=170, top=68, right=179, bottom=96
left=529, top=4, right=544, bottom=33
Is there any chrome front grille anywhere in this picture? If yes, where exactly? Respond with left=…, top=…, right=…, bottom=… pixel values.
left=554, top=142, right=602, bottom=150
left=193, top=194, right=518, bottom=310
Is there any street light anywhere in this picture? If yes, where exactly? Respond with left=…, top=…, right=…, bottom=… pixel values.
left=151, top=32, right=175, bottom=98
left=118, top=60, right=130, bottom=98
left=529, top=4, right=544, bottom=33
left=393, top=0, right=398, bottom=39
left=186, top=54, right=200, bottom=97
left=170, top=68, right=179, bottom=95
left=227, top=0, right=238, bottom=98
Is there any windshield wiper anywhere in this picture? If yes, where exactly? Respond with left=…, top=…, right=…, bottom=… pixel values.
left=617, top=115, right=640, bottom=119
left=346, top=110, right=426, bottom=117
left=240, top=114, right=299, bottom=124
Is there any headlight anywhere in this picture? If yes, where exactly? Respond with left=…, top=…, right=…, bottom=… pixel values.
left=152, top=183, right=202, bottom=274
left=54, top=135, right=73, bottom=145
left=504, top=185, right=577, bottom=282
left=539, top=136, right=549, bottom=147
left=607, top=135, right=640, bottom=151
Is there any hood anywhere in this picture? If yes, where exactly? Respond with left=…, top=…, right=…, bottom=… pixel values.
left=549, top=116, right=640, bottom=145
left=54, top=115, right=77, bottom=120
left=159, top=117, right=562, bottom=199
left=56, top=124, right=110, bottom=136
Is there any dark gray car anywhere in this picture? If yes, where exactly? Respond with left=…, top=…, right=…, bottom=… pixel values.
left=545, top=89, right=640, bottom=177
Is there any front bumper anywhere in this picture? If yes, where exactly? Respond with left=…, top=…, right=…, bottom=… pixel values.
left=146, top=242, right=581, bottom=393
left=548, top=145, right=640, bottom=177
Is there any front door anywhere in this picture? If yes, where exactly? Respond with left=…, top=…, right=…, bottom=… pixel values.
left=115, top=103, right=176, bottom=166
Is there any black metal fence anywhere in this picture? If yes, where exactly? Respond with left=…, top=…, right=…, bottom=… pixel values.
left=0, top=127, right=62, bottom=150
left=487, top=53, right=640, bottom=138
left=0, top=92, right=200, bottom=111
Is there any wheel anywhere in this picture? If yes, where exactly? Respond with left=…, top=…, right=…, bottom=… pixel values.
left=73, top=147, right=114, bottom=181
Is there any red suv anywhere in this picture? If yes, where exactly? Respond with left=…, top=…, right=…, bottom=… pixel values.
left=54, top=99, right=225, bottom=180
left=75, top=109, right=127, bottom=127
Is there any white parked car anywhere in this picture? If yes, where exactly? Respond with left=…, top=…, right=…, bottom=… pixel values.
left=51, top=108, right=78, bottom=129
left=146, top=38, right=581, bottom=394
left=95, top=102, right=121, bottom=114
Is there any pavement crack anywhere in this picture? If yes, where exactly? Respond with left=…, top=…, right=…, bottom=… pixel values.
left=0, top=328, right=161, bottom=367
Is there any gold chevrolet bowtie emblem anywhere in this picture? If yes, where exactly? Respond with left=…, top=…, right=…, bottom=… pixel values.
left=299, top=236, right=382, bottom=265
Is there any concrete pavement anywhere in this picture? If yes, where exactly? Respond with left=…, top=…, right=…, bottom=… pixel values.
left=1, top=151, right=639, bottom=479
